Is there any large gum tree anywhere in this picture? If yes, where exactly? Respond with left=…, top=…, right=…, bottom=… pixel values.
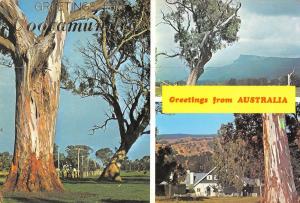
left=262, top=114, right=298, bottom=203
left=67, top=0, right=150, bottom=181
left=0, top=0, right=106, bottom=192
left=160, top=0, right=241, bottom=85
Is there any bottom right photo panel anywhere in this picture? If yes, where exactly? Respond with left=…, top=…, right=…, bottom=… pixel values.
left=155, top=103, right=300, bottom=203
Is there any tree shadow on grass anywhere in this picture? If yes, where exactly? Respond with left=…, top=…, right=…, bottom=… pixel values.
left=62, top=177, right=149, bottom=185
left=177, top=197, right=209, bottom=201
left=101, top=199, right=149, bottom=203
left=5, top=196, right=66, bottom=203
left=157, top=196, right=210, bottom=202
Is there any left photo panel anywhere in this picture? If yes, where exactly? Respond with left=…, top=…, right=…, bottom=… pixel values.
left=0, top=0, right=150, bottom=202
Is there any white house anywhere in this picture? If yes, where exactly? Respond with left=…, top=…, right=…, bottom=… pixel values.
left=185, top=167, right=221, bottom=197
left=185, top=168, right=262, bottom=197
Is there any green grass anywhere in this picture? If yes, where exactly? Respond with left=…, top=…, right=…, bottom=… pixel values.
left=156, top=197, right=260, bottom=203
left=0, top=171, right=150, bottom=203
left=156, top=86, right=162, bottom=97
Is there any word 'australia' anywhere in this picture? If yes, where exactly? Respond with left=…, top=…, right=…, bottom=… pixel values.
left=237, top=97, right=288, bottom=103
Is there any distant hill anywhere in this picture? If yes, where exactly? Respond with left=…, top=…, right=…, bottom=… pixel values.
left=157, top=134, right=217, bottom=157
left=158, top=134, right=216, bottom=140
left=201, top=55, right=300, bottom=82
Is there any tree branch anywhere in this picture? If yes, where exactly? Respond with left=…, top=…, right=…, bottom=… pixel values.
left=109, top=29, right=148, bottom=59
left=142, top=130, right=150, bottom=135
left=90, top=111, right=117, bottom=134
left=156, top=52, right=181, bottom=58
left=67, top=0, right=106, bottom=23
left=0, top=36, right=15, bottom=54
left=213, top=2, right=241, bottom=33
left=129, top=90, right=143, bottom=123
left=0, top=0, right=35, bottom=54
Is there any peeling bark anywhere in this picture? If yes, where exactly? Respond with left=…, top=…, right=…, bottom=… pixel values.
left=0, top=0, right=106, bottom=192
left=262, top=114, right=298, bottom=203
left=4, top=46, right=64, bottom=192
left=2, top=1, right=68, bottom=191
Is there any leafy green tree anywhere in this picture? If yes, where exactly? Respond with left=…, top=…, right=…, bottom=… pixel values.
left=88, top=160, right=100, bottom=175
left=234, top=114, right=264, bottom=179
left=214, top=112, right=300, bottom=198
left=140, top=156, right=150, bottom=171
left=285, top=103, right=300, bottom=193
left=156, top=145, right=186, bottom=184
left=214, top=114, right=264, bottom=195
left=213, top=138, right=250, bottom=194
left=65, top=145, right=93, bottom=170
left=95, top=148, right=114, bottom=167
left=160, top=0, right=241, bottom=85
left=0, top=152, right=12, bottom=172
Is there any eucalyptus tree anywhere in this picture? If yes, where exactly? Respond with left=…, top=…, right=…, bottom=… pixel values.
left=68, top=0, right=150, bottom=181
left=262, top=114, right=298, bottom=203
left=0, top=0, right=106, bottom=192
left=160, top=0, right=241, bottom=85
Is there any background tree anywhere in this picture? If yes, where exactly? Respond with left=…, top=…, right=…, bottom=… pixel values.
left=95, top=148, right=114, bottom=167
left=0, top=152, right=12, bottom=172
left=214, top=112, right=300, bottom=200
left=181, top=152, right=214, bottom=173
left=156, top=145, right=186, bottom=184
left=0, top=0, right=106, bottom=192
left=65, top=145, right=93, bottom=171
left=140, top=156, right=150, bottom=171
left=88, top=160, right=100, bottom=175
left=233, top=114, right=264, bottom=181
left=160, top=0, right=241, bottom=85
left=213, top=114, right=264, bottom=195
left=67, top=0, right=150, bottom=181
left=121, top=156, right=132, bottom=171
left=213, top=138, right=250, bottom=194
left=286, top=103, right=300, bottom=193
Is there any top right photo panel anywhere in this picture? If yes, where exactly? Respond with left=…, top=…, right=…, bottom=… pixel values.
left=155, top=0, right=300, bottom=93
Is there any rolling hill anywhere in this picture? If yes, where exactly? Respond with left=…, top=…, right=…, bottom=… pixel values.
left=156, top=134, right=216, bottom=157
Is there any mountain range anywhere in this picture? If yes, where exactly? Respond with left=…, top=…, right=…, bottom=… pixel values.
left=200, top=55, right=300, bottom=82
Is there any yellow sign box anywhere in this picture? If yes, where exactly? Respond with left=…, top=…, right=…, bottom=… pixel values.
left=162, top=86, right=296, bottom=113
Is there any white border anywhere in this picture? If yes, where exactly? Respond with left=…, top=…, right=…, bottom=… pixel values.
left=150, top=0, right=156, bottom=202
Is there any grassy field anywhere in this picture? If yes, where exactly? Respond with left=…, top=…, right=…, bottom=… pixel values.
left=156, top=86, right=162, bottom=97
left=156, top=197, right=260, bottom=203
left=0, top=171, right=150, bottom=203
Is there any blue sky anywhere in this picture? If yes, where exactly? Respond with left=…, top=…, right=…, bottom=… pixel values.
left=0, top=0, right=149, bottom=160
left=156, top=113, right=234, bottom=135
left=156, top=0, right=300, bottom=81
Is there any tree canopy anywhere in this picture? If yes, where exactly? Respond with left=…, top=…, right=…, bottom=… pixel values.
left=95, top=148, right=114, bottom=167
left=161, top=0, right=241, bottom=84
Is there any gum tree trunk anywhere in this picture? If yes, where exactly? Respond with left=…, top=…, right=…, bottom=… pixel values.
left=4, top=31, right=66, bottom=193
left=99, top=135, right=137, bottom=182
left=186, top=66, right=204, bottom=85
left=262, top=114, right=298, bottom=203
left=0, top=0, right=106, bottom=192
